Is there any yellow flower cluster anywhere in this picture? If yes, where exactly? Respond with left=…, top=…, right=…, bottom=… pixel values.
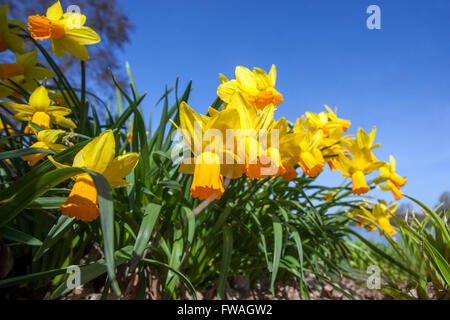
left=174, top=65, right=407, bottom=235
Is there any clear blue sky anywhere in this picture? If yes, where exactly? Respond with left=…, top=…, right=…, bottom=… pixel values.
left=113, top=0, right=450, bottom=208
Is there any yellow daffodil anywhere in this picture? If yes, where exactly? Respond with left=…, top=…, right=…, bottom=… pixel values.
left=350, top=201, right=397, bottom=236
left=0, top=5, right=27, bottom=54
left=373, top=155, right=407, bottom=200
left=305, top=106, right=351, bottom=136
left=28, top=1, right=101, bottom=61
left=172, top=101, right=242, bottom=200
left=0, top=50, right=54, bottom=82
left=225, top=93, right=283, bottom=179
left=333, top=128, right=385, bottom=195
left=341, top=127, right=380, bottom=161
left=3, top=86, right=76, bottom=133
left=293, top=119, right=325, bottom=177
left=21, top=129, right=67, bottom=166
left=49, top=130, right=139, bottom=221
left=218, top=65, right=283, bottom=112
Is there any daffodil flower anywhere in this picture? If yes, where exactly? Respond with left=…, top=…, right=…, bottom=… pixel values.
left=28, top=1, right=100, bottom=61
left=21, top=129, right=67, bottom=166
left=218, top=65, right=283, bottom=112
left=172, top=101, right=242, bottom=200
left=373, top=155, right=407, bottom=200
left=0, top=50, right=54, bottom=81
left=293, top=119, right=325, bottom=177
left=0, top=5, right=27, bottom=54
left=49, top=130, right=139, bottom=221
left=350, top=201, right=397, bottom=236
left=3, top=86, right=76, bottom=133
left=225, top=93, right=284, bottom=179
left=333, top=128, right=385, bottom=195
left=305, top=106, right=351, bottom=136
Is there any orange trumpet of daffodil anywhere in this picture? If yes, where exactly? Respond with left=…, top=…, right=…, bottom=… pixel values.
left=49, top=130, right=139, bottom=221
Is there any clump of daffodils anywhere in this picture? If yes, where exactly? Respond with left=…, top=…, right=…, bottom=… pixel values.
left=173, top=64, right=408, bottom=237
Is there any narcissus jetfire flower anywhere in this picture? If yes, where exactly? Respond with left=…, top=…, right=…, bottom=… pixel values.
left=3, top=86, right=76, bottom=133
left=350, top=201, right=397, bottom=236
left=293, top=119, right=325, bottom=177
left=305, top=106, right=351, bottom=136
left=333, top=128, right=385, bottom=195
left=218, top=65, right=283, bottom=112
left=0, top=5, right=27, bottom=54
left=0, top=50, right=54, bottom=81
left=225, top=93, right=283, bottom=179
left=172, top=101, right=242, bottom=200
left=373, top=155, right=407, bottom=200
left=21, top=129, right=67, bottom=166
left=28, top=1, right=101, bottom=61
left=50, top=130, right=139, bottom=221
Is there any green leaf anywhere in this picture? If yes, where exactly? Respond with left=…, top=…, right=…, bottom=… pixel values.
left=133, top=203, right=162, bottom=258
left=0, top=148, right=55, bottom=161
left=50, top=246, right=133, bottom=298
left=270, top=218, right=283, bottom=294
left=142, top=258, right=197, bottom=300
left=34, top=215, right=75, bottom=261
left=0, top=167, right=85, bottom=228
left=0, top=226, right=43, bottom=246
left=217, top=227, right=233, bottom=300
left=88, top=170, right=121, bottom=296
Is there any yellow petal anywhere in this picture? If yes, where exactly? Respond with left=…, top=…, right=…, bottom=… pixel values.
left=179, top=102, right=203, bottom=154
left=51, top=39, right=67, bottom=57
left=65, top=39, right=89, bottom=60
left=78, top=130, right=116, bottom=173
left=46, top=1, right=64, bottom=20
left=47, top=105, right=72, bottom=116
left=253, top=67, right=271, bottom=90
left=37, top=129, right=66, bottom=144
left=52, top=114, right=77, bottom=129
left=217, top=80, right=239, bottom=104
left=235, top=66, right=257, bottom=92
left=48, top=155, right=71, bottom=169
left=12, top=111, right=33, bottom=121
left=103, top=153, right=139, bottom=188
left=65, top=26, right=101, bottom=45
left=3, top=102, right=33, bottom=113
left=268, top=64, right=277, bottom=87
left=29, top=86, right=50, bottom=110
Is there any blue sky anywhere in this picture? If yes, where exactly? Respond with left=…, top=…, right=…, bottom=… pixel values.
left=112, top=0, right=450, bottom=208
